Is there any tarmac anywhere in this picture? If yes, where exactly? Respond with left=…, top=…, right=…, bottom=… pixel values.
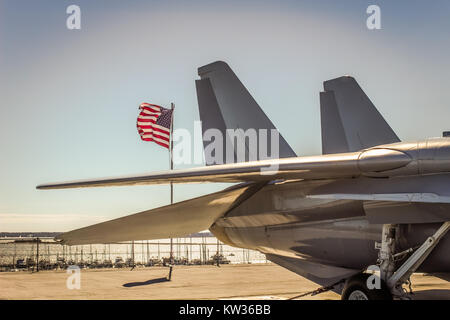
left=1, top=263, right=449, bottom=300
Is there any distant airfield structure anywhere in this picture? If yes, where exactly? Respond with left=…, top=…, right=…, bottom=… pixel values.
left=0, top=232, right=265, bottom=272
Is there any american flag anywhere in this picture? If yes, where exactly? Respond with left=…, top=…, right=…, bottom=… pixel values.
left=137, top=103, right=173, bottom=149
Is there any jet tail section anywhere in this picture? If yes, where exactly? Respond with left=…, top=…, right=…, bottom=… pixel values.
left=321, top=76, right=400, bottom=154
left=196, top=61, right=296, bottom=165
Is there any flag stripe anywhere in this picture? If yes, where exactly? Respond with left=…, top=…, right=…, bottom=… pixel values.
left=137, top=120, right=157, bottom=124
left=140, top=106, right=161, bottom=113
left=139, top=128, right=170, bottom=139
left=140, top=103, right=161, bottom=108
left=153, top=136, right=170, bottom=146
left=138, top=115, right=158, bottom=120
left=142, top=132, right=170, bottom=142
left=140, top=109, right=161, bottom=116
left=154, top=140, right=170, bottom=148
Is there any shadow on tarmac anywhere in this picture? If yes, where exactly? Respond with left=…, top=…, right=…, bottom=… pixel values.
left=123, top=277, right=169, bottom=287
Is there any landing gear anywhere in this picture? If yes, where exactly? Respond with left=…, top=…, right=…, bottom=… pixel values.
left=290, top=222, right=450, bottom=300
left=341, top=274, right=392, bottom=300
left=341, top=221, right=450, bottom=300
left=380, top=222, right=450, bottom=299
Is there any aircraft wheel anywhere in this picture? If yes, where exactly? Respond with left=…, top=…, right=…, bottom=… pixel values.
left=341, top=273, right=392, bottom=300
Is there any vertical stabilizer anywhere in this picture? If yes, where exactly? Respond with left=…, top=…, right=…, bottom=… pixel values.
left=320, top=91, right=349, bottom=154
left=196, top=61, right=296, bottom=165
left=321, top=76, right=400, bottom=153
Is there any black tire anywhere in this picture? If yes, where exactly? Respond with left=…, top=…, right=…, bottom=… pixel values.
left=341, top=273, right=393, bottom=300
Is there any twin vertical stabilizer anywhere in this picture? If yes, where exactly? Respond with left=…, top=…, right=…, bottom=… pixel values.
left=195, top=61, right=399, bottom=160
left=195, top=61, right=296, bottom=165
left=320, top=76, right=400, bottom=154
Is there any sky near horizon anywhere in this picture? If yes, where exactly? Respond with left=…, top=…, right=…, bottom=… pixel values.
left=1, top=0, right=450, bottom=231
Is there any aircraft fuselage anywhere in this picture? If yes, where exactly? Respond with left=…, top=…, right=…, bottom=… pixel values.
left=210, top=138, right=450, bottom=274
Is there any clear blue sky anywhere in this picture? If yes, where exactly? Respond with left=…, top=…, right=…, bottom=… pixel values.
left=1, top=0, right=450, bottom=231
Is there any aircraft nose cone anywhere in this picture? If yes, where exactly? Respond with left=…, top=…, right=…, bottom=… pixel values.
left=358, top=148, right=412, bottom=173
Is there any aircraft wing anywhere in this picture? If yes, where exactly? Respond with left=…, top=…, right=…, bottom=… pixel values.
left=37, top=153, right=360, bottom=190
left=55, top=184, right=256, bottom=245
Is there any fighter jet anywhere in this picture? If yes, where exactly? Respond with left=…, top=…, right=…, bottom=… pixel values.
left=37, top=61, right=450, bottom=300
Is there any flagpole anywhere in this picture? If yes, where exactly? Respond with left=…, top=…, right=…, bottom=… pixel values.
left=169, top=102, right=175, bottom=266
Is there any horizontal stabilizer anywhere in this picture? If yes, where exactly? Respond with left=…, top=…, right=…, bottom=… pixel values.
left=321, top=76, right=400, bottom=153
left=56, top=186, right=253, bottom=245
